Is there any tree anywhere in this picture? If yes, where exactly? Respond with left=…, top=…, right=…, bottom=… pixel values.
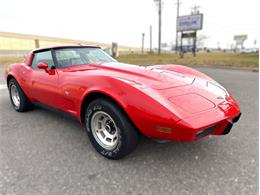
left=197, top=34, right=209, bottom=49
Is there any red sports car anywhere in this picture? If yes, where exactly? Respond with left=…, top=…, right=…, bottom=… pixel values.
left=5, top=45, right=241, bottom=159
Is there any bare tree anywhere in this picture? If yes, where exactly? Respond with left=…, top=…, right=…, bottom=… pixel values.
left=197, top=34, right=208, bottom=49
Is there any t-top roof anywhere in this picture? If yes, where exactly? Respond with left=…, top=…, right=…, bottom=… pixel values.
left=32, top=45, right=101, bottom=53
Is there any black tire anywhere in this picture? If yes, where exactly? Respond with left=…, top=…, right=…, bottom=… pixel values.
left=85, top=98, right=139, bottom=160
left=8, top=78, right=33, bottom=112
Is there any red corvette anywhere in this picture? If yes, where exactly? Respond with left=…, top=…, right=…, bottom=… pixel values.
left=5, top=45, right=241, bottom=159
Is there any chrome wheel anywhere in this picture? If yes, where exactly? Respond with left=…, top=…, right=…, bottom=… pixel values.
left=10, top=84, right=20, bottom=108
left=90, top=111, right=119, bottom=150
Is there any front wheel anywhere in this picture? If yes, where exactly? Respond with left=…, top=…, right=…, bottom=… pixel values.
left=85, top=98, right=139, bottom=160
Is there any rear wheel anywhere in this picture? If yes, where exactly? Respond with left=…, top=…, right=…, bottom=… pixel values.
left=8, top=79, right=33, bottom=112
left=85, top=98, right=139, bottom=160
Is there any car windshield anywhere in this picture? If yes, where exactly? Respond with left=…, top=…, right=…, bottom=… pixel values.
left=54, top=47, right=117, bottom=68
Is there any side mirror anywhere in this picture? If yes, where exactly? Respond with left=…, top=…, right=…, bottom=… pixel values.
left=37, top=62, right=48, bottom=69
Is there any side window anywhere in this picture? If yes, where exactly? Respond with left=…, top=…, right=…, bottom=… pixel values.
left=32, top=51, right=55, bottom=70
left=55, top=50, right=85, bottom=68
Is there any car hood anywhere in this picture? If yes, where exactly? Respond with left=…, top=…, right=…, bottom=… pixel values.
left=63, top=62, right=232, bottom=118
left=95, top=62, right=195, bottom=90
left=96, top=63, right=231, bottom=115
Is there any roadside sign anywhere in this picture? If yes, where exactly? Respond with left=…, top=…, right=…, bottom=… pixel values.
left=234, top=35, right=248, bottom=41
left=177, top=14, right=203, bottom=32
left=181, top=32, right=196, bottom=38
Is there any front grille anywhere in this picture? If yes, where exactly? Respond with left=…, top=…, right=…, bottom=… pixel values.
left=196, top=125, right=218, bottom=138
left=232, top=113, right=241, bottom=123
left=222, top=122, right=233, bottom=135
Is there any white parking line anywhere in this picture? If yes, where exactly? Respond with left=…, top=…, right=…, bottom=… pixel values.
left=0, top=84, right=7, bottom=90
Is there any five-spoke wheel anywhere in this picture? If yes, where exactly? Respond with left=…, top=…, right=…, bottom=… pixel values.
left=85, top=98, right=139, bottom=160
left=91, top=111, right=119, bottom=150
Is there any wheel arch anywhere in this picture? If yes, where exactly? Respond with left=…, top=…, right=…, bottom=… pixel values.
left=7, top=74, right=16, bottom=87
left=79, top=91, right=134, bottom=127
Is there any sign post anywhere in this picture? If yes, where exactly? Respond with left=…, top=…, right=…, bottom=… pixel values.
left=112, top=42, right=118, bottom=58
left=234, top=35, right=248, bottom=51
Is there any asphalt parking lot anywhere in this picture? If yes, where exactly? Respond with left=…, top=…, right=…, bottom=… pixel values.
left=0, top=67, right=258, bottom=195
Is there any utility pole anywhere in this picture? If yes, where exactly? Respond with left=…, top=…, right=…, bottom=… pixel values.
left=217, top=41, right=220, bottom=50
left=254, top=38, right=257, bottom=49
left=191, top=5, right=200, bottom=15
left=175, top=0, right=180, bottom=54
left=190, top=5, right=200, bottom=56
left=141, top=33, right=145, bottom=54
left=158, top=0, right=162, bottom=54
left=154, top=0, right=162, bottom=54
left=150, top=25, right=153, bottom=54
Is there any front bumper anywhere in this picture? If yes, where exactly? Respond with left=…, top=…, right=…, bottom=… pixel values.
left=221, top=112, right=241, bottom=135
left=197, top=112, right=241, bottom=138
left=175, top=111, right=241, bottom=142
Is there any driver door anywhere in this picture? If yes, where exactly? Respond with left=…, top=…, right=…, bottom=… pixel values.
left=30, top=50, right=61, bottom=109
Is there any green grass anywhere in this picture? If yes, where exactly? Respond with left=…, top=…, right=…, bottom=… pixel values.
left=0, top=52, right=259, bottom=69
left=0, top=56, right=24, bottom=69
left=117, top=52, right=259, bottom=68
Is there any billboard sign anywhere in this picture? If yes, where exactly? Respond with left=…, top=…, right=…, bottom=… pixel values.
left=234, top=35, right=248, bottom=41
left=177, top=14, right=203, bottom=32
left=181, top=32, right=196, bottom=38
left=234, top=35, right=248, bottom=47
